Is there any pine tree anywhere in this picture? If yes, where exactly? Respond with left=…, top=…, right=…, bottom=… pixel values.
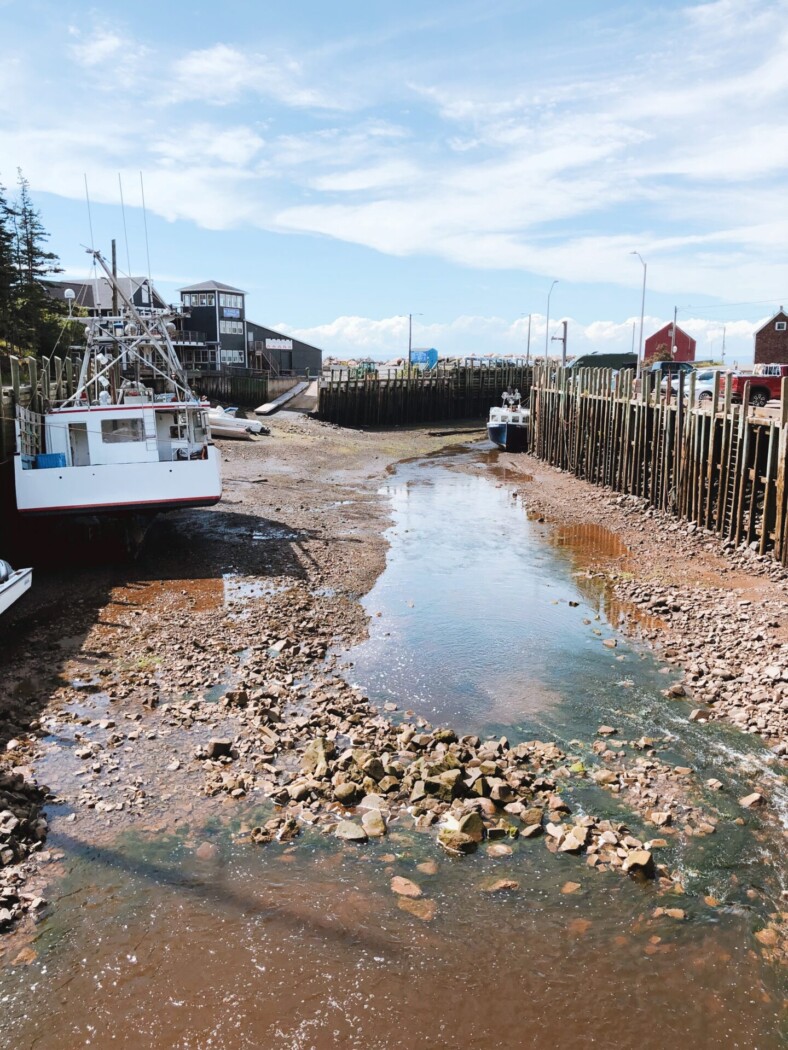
left=0, top=181, right=18, bottom=351
left=12, top=171, right=62, bottom=354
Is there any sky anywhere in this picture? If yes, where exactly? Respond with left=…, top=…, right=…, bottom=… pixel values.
left=1, top=0, right=787, bottom=364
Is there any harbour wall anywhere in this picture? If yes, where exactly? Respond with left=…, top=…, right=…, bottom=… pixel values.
left=528, top=365, right=788, bottom=565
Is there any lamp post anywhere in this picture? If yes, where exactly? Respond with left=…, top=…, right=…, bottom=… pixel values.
left=545, top=280, right=558, bottom=357
left=630, top=251, right=647, bottom=377
left=406, top=312, right=423, bottom=375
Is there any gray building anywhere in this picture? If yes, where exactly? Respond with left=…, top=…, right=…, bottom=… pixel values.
left=177, top=280, right=247, bottom=370
left=246, top=320, right=322, bottom=376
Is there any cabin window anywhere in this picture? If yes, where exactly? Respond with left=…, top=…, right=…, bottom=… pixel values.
left=776, top=321, right=787, bottom=331
left=101, top=418, right=145, bottom=443
left=206, top=293, right=215, bottom=306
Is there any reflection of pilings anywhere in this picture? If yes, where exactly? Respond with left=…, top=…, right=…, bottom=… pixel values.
left=529, top=365, right=788, bottom=565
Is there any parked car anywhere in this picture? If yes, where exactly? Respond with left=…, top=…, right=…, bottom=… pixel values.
left=667, top=368, right=727, bottom=400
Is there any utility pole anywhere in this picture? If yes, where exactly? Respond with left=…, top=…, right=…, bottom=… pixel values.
left=671, top=305, right=678, bottom=356
left=721, top=324, right=726, bottom=364
left=408, top=312, right=412, bottom=375
left=551, top=320, right=568, bottom=366
left=545, top=280, right=558, bottom=357
left=525, top=313, right=532, bottom=366
left=630, top=251, right=647, bottom=378
left=631, top=322, right=636, bottom=353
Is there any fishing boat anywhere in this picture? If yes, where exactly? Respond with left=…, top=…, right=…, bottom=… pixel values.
left=487, top=393, right=529, bottom=452
left=13, top=248, right=222, bottom=517
left=0, top=559, right=32, bottom=615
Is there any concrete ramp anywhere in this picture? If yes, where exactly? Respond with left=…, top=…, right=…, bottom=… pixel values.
left=254, top=381, right=309, bottom=416
left=286, top=380, right=319, bottom=414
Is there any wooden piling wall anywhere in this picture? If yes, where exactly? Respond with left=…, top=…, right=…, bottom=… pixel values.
left=191, top=372, right=269, bottom=408
left=317, top=365, right=533, bottom=427
left=528, top=365, right=788, bottom=564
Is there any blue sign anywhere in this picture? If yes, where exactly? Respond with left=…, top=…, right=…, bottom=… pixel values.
left=411, top=348, right=439, bottom=369
left=223, top=307, right=241, bottom=318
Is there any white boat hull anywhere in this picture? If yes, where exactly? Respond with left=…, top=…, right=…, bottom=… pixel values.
left=0, top=566, right=32, bottom=615
left=14, top=446, right=222, bottom=516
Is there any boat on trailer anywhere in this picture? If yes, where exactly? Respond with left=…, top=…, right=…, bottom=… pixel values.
left=14, top=249, right=222, bottom=518
left=0, top=559, right=32, bottom=615
left=487, top=392, right=530, bottom=452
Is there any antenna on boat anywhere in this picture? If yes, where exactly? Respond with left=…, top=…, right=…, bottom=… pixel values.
left=118, top=173, right=133, bottom=288
left=140, top=171, right=153, bottom=289
left=83, top=175, right=96, bottom=253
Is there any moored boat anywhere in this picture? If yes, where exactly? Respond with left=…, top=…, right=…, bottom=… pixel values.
left=487, top=396, right=529, bottom=452
left=14, top=249, right=222, bottom=517
left=0, top=559, right=32, bottom=615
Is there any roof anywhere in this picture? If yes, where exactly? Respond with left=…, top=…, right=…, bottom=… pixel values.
left=568, top=352, right=638, bottom=371
left=179, top=280, right=246, bottom=294
left=754, top=308, right=788, bottom=336
left=246, top=319, right=323, bottom=355
left=44, top=277, right=166, bottom=312
left=645, top=323, right=696, bottom=346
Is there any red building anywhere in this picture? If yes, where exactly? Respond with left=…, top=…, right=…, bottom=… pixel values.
left=753, top=309, right=788, bottom=365
left=644, top=323, right=696, bottom=363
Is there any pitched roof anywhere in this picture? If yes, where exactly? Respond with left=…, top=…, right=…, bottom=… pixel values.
left=44, top=277, right=166, bottom=311
left=179, top=279, right=246, bottom=294
left=754, top=308, right=788, bottom=336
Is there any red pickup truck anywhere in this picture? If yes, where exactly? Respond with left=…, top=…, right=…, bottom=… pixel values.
left=730, top=364, right=788, bottom=407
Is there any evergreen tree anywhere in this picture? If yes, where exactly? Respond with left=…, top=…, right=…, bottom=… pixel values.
left=12, top=170, right=62, bottom=354
left=0, top=181, right=18, bottom=352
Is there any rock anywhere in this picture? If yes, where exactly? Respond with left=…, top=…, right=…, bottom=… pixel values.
left=417, top=859, right=439, bottom=875
left=561, top=881, right=582, bottom=894
left=521, top=823, right=543, bottom=838
left=706, top=779, right=723, bottom=791
left=602, top=638, right=617, bottom=649
left=457, top=811, right=485, bottom=842
left=486, top=843, right=513, bottom=857
left=755, top=928, right=778, bottom=947
left=738, top=792, right=765, bottom=808
left=195, top=841, right=217, bottom=861
left=689, top=709, right=710, bottom=722
left=334, top=820, right=368, bottom=843
left=398, top=897, right=437, bottom=921
left=358, top=793, right=387, bottom=811
left=302, top=737, right=334, bottom=777
left=438, top=828, right=477, bottom=855
left=622, top=850, right=655, bottom=877
left=482, top=879, right=519, bottom=894
left=206, top=739, right=232, bottom=759
left=597, top=726, right=617, bottom=736
left=391, top=876, right=421, bottom=898
left=361, top=809, right=387, bottom=838
left=334, top=781, right=362, bottom=805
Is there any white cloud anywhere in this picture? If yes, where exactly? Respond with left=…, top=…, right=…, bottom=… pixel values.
left=280, top=311, right=760, bottom=365
left=69, top=26, right=124, bottom=68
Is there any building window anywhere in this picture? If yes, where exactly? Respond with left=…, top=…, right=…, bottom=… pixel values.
left=101, top=418, right=145, bottom=443
left=206, top=293, right=215, bottom=306
left=776, top=321, right=787, bottom=331
left=219, top=320, right=244, bottom=335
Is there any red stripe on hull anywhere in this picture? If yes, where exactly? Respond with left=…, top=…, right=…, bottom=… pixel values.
left=17, top=494, right=222, bottom=516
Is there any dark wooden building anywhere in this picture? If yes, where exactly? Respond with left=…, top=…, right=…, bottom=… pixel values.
left=754, top=309, right=788, bottom=365
left=178, top=280, right=247, bottom=369
left=246, top=320, right=322, bottom=376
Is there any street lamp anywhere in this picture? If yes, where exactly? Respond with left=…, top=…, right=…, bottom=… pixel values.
left=545, top=280, right=558, bottom=357
left=630, top=251, right=647, bottom=376
left=407, top=312, right=423, bottom=374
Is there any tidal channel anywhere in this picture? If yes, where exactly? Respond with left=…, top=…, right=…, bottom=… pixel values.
left=1, top=447, right=785, bottom=1049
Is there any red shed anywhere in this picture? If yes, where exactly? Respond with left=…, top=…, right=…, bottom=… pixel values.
left=753, top=309, right=788, bottom=365
left=644, top=323, right=696, bottom=363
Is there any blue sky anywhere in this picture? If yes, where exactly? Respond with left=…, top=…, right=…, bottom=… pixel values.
left=2, top=0, right=787, bottom=363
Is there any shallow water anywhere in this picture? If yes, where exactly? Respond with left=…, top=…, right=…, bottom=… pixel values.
left=1, top=447, right=785, bottom=1049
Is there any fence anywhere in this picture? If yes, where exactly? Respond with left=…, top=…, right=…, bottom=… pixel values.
left=317, top=364, right=533, bottom=427
left=528, top=365, right=788, bottom=564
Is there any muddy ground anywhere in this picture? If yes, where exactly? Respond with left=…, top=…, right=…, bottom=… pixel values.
left=1, top=414, right=786, bottom=960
